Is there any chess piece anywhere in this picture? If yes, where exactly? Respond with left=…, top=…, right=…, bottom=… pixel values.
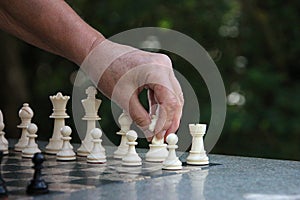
left=0, top=111, right=8, bottom=155
left=186, top=124, right=209, bottom=165
left=77, top=86, right=103, bottom=156
left=113, top=111, right=132, bottom=159
left=57, top=126, right=76, bottom=161
left=26, top=153, right=49, bottom=195
left=45, top=92, right=70, bottom=154
left=15, top=103, right=34, bottom=151
left=22, top=123, right=41, bottom=158
left=122, top=130, right=142, bottom=166
left=87, top=128, right=106, bottom=164
left=162, top=133, right=182, bottom=170
left=0, top=151, right=8, bottom=197
left=145, top=115, right=168, bottom=162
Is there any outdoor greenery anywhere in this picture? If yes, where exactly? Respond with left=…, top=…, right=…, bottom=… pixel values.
left=0, top=0, right=299, bottom=160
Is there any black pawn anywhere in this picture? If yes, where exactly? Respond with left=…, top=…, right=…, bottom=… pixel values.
left=26, top=153, right=49, bottom=195
left=0, top=151, right=8, bottom=197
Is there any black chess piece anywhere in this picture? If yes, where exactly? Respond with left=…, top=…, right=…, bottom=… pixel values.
left=26, top=153, right=49, bottom=195
left=0, top=151, right=8, bottom=197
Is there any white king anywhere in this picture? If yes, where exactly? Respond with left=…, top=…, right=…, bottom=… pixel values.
left=82, top=86, right=101, bottom=119
left=186, top=123, right=209, bottom=165
left=77, top=86, right=103, bottom=156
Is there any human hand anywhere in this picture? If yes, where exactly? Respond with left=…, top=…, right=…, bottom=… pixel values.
left=81, top=40, right=184, bottom=140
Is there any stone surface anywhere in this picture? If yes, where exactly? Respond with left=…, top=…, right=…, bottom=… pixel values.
left=42, top=154, right=300, bottom=200
left=7, top=140, right=300, bottom=200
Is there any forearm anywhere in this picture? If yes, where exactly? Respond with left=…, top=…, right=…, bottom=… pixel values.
left=0, top=0, right=105, bottom=65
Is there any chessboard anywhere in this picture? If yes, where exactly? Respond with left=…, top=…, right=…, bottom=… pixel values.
left=2, top=148, right=207, bottom=199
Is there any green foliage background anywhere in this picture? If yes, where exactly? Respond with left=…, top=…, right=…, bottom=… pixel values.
left=0, top=0, right=299, bottom=160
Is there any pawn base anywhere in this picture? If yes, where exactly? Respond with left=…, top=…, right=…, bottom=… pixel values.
left=26, top=180, right=49, bottom=195
left=122, top=154, right=142, bottom=166
left=0, top=184, right=8, bottom=197
left=162, top=158, right=182, bottom=170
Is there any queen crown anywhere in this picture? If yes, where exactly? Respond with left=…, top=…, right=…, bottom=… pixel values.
left=50, top=92, right=70, bottom=116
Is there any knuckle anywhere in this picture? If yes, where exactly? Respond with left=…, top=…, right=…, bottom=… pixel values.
left=156, top=53, right=172, bottom=66
left=169, top=98, right=181, bottom=108
left=179, top=96, right=184, bottom=105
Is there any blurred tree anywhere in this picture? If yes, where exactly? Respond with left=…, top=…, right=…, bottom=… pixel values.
left=0, top=32, right=29, bottom=137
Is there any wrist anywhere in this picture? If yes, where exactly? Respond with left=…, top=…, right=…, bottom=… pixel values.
left=80, top=40, right=137, bottom=85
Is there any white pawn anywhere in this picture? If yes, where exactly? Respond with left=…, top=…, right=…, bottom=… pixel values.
left=57, top=126, right=76, bottom=161
left=186, top=124, right=209, bottom=165
left=162, top=133, right=182, bottom=170
left=0, top=110, right=8, bottom=155
left=122, top=130, right=142, bottom=166
left=87, top=128, right=106, bottom=164
left=22, top=123, right=41, bottom=158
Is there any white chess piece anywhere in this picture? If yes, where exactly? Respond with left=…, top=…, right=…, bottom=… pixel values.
left=87, top=128, right=106, bottom=164
left=122, top=130, right=142, bottom=166
left=15, top=103, right=33, bottom=151
left=22, top=123, right=41, bottom=158
left=0, top=110, right=8, bottom=155
left=162, top=133, right=182, bottom=170
left=46, top=92, right=70, bottom=154
left=77, top=86, right=103, bottom=156
left=113, top=111, right=132, bottom=159
left=57, top=126, right=76, bottom=161
left=186, top=124, right=209, bottom=165
left=145, top=115, right=168, bottom=162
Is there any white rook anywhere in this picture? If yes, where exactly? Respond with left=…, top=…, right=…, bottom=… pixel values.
left=186, top=124, right=209, bottom=165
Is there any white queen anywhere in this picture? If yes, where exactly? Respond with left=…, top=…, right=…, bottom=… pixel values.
left=46, top=92, right=70, bottom=154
